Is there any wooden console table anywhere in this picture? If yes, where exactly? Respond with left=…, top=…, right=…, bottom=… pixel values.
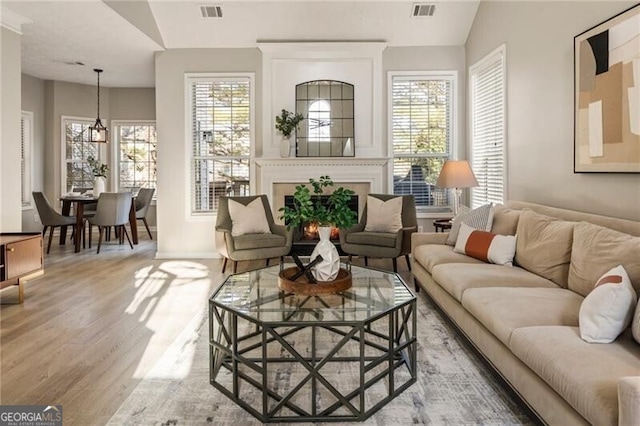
left=0, top=233, right=44, bottom=304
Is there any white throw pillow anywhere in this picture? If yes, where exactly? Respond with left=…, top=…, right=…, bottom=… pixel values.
left=446, top=203, right=494, bottom=246
left=364, top=196, right=403, bottom=233
left=579, top=265, right=637, bottom=343
left=454, top=223, right=517, bottom=266
left=228, top=198, right=271, bottom=236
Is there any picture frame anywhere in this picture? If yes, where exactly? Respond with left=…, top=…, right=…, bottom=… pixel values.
left=574, top=3, right=640, bottom=173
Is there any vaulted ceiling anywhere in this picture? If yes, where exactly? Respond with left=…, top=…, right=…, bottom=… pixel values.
left=1, top=0, right=480, bottom=88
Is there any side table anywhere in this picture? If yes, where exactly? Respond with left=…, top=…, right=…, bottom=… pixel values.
left=433, top=218, right=452, bottom=233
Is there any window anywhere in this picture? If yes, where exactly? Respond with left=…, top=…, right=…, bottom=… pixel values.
left=469, top=45, right=506, bottom=208
left=389, top=72, right=456, bottom=210
left=187, top=74, right=253, bottom=214
left=21, top=111, right=33, bottom=208
left=62, top=117, right=102, bottom=193
left=113, top=122, right=157, bottom=195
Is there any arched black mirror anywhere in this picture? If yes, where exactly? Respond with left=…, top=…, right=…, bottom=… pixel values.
left=295, top=80, right=354, bottom=157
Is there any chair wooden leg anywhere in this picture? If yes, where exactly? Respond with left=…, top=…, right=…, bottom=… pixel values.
left=392, top=257, right=398, bottom=273
left=364, top=257, right=368, bottom=267
left=47, top=226, right=54, bottom=254
left=265, top=258, right=270, bottom=267
left=122, top=226, right=133, bottom=249
left=88, top=224, right=93, bottom=248
left=232, top=261, right=238, bottom=274
left=96, top=227, right=104, bottom=254
left=405, top=254, right=411, bottom=271
left=143, top=218, right=153, bottom=239
left=348, top=254, right=353, bottom=263
left=414, top=278, right=420, bottom=292
left=222, top=258, right=228, bottom=273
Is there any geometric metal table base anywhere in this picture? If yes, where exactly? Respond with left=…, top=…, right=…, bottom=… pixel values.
left=209, top=265, right=417, bottom=422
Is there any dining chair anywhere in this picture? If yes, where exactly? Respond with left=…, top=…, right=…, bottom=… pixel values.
left=339, top=194, right=417, bottom=272
left=32, top=191, right=78, bottom=254
left=87, top=192, right=134, bottom=254
left=134, top=188, right=155, bottom=239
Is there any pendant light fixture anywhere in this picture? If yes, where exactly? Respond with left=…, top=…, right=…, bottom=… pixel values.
left=89, top=68, right=108, bottom=143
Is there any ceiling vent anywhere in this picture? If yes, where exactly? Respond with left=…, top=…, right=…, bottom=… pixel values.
left=200, top=5, right=223, bottom=18
left=412, top=3, right=436, bottom=18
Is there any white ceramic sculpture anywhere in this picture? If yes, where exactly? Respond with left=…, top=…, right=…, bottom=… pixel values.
left=310, top=226, right=340, bottom=281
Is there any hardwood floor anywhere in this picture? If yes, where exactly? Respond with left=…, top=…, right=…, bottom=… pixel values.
left=0, top=233, right=411, bottom=425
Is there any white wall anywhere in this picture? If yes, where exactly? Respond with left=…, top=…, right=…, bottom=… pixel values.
left=1, top=27, right=22, bottom=232
left=466, top=1, right=639, bottom=220
left=154, top=48, right=261, bottom=258
left=21, top=73, right=45, bottom=232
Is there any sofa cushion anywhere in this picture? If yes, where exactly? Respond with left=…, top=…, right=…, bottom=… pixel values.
left=633, top=301, right=640, bottom=345
left=579, top=265, right=637, bottom=343
left=510, top=326, right=640, bottom=426
left=446, top=203, right=494, bottom=246
left=490, top=204, right=521, bottom=235
left=412, top=244, right=484, bottom=273
left=454, top=223, right=517, bottom=266
left=345, top=231, right=397, bottom=248
left=515, top=209, right=574, bottom=288
left=462, top=287, right=582, bottom=345
left=234, top=233, right=286, bottom=250
left=569, top=221, right=640, bottom=297
left=431, top=263, right=559, bottom=302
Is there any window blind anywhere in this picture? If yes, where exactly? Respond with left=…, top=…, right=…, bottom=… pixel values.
left=189, top=77, right=252, bottom=213
left=470, top=47, right=506, bottom=209
left=390, top=75, right=454, bottom=208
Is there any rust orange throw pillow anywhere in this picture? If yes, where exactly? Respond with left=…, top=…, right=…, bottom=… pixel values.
left=454, top=223, right=517, bottom=266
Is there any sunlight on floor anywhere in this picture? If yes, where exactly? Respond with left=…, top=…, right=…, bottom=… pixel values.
left=130, top=260, right=213, bottom=379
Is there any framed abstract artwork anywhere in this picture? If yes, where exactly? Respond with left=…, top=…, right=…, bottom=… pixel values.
left=574, top=3, right=640, bottom=173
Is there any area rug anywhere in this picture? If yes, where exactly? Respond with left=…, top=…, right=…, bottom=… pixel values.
left=108, top=293, right=536, bottom=425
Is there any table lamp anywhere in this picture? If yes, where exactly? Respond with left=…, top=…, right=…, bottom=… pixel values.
left=435, top=160, right=479, bottom=215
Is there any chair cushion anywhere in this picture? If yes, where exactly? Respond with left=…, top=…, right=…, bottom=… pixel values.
left=234, top=233, right=286, bottom=250
left=364, top=196, right=403, bottom=233
left=345, top=231, right=397, bottom=248
left=229, top=198, right=271, bottom=236
left=510, top=326, right=640, bottom=426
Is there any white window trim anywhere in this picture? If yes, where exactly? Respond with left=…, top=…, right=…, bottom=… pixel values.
left=386, top=70, right=459, bottom=216
left=111, top=119, right=157, bottom=196
left=468, top=44, right=507, bottom=208
left=184, top=73, right=256, bottom=219
left=21, top=111, right=34, bottom=210
left=61, top=115, right=106, bottom=195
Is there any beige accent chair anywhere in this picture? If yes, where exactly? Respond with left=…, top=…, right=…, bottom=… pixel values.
left=87, top=192, right=134, bottom=254
left=215, top=195, right=292, bottom=274
left=32, top=191, right=78, bottom=254
left=339, top=194, right=417, bottom=272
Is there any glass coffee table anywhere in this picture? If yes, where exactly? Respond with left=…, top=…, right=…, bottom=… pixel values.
left=209, top=264, right=417, bottom=423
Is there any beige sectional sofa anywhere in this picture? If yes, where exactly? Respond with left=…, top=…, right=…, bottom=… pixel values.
left=411, top=201, right=640, bottom=426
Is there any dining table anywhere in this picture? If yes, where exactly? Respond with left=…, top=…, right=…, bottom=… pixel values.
left=59, top=194, right=139, bottom=253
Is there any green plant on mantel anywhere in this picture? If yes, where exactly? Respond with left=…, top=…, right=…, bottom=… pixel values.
left=279, top=175, right=357, bottom=229
left=87, top=156, right=108, bottom=178
left=275, top=109, right=304, bottom=138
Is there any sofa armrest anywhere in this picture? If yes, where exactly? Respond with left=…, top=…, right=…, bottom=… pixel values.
left=618, top=376, right=640, bottom=426
left=411, top=232, right=449, bottom=253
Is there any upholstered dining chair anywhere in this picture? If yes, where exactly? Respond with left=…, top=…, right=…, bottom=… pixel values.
left=215, top=195, right=293, bottom=274
left=339, top=194, right=417, bottom=272
left=134, top=187, right=155, bottom=239
left=32, top=191, right=78, bottom=254
left=87, top=192, right=134, bottom=254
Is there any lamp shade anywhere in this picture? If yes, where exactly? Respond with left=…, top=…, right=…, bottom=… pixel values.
left=435, top=160, right=479, bottom=189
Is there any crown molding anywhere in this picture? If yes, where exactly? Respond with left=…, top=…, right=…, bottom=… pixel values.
left=0, top=8, right=32, bottom=35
